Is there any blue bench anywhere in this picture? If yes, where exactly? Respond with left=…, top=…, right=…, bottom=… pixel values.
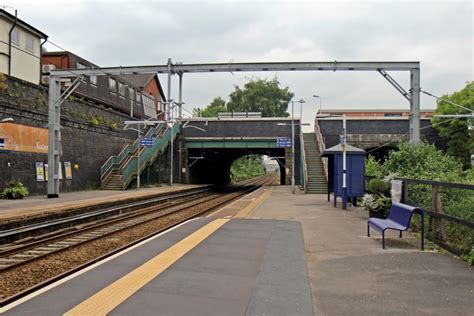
left=368, top=202, right=424, bottom=250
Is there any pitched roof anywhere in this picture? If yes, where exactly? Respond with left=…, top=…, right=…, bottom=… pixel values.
left=117, top=74, right=154, bottom=88
left=0, top=9, right=48, bottom=39
left=118, top=74, right=166, bottom=101
left=322, top=144, right=366, bottom=156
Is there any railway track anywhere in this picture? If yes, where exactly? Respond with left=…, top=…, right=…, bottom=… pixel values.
left=0, top=176, right=274, bottom=304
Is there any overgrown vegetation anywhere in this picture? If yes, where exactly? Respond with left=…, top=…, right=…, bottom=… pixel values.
left=366, top=142, right=473, bottom=263
left=68, top=108, right=120, bottom=130
left=432, top=81, right=473, bottom=169
left=230, top=155, right=265, bottom=182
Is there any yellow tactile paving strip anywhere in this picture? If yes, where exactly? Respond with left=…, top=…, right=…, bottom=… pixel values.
left=63, top=218, right=230, bottom=316
left=234, top=187, right=274, bottom=218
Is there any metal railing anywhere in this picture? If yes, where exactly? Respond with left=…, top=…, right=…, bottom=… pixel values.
left=398, top=177, right=474, bottom=256
left=122, top=123, right=180, bottom=189
left=314, top=118, right=328, bottom=180
left=100, top=124, right=165, bottom=182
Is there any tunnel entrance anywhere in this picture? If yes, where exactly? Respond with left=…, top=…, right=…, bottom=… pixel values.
left=186, top=148, right=288, bottom=187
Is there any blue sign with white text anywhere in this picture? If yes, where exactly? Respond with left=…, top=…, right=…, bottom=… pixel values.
left=140, top=137, right=154, bottom=147
left=276, top=137, right=292, bottom=148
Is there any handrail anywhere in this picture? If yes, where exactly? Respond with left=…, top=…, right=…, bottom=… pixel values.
left=122, top=123, right=180, bottom=189
left=314, top=118, right=328, bottom=180
left=100, top=124, right=165, bottom=181
left=300, top=130, right=308, bottom=193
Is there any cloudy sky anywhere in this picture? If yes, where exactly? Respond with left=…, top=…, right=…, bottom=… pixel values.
left=5, top=0, right=473, bottom=125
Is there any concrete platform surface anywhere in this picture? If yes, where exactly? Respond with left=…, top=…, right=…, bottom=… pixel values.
left=251, top=186, right=474, bottom=316
left=2, top=217, right=314, bottom=316
left=0, top=184, right=209, bottom=221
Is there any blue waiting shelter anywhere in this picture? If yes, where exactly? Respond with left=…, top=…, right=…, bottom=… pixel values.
left=322, top=144, right=366, bottom=207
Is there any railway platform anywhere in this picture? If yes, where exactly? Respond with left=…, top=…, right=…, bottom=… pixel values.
left=1, top=185, right=473, bottom=315
left=0, top=184, right=210, bottom=222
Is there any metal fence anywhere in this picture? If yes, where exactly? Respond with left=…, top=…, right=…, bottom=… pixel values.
left=398, top=178, right=474, bottom=256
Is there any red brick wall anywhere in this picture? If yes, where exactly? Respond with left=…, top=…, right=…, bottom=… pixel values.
left=41, top=54, right=70, bottom=69
left=144, top=78, right=165, bottom=119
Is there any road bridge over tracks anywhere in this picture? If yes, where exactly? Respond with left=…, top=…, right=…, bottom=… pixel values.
left=178, top=118, right=302, bottom=186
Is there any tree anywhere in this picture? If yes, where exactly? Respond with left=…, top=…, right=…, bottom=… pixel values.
left=196, top=97, right=227, bottom=117
left=432, top=81, right=474, bottom=169
left=226, top=77, right=293, bottom=117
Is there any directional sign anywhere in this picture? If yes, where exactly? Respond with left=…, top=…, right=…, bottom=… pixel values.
left=276, top=137, right=292, bottom=148
left=140, top=137, right=154, bottom=147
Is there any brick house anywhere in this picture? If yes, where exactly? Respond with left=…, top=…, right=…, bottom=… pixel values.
left=42, top=51, right=166, bottom=119
left=118, top=74, right=166, bottom=120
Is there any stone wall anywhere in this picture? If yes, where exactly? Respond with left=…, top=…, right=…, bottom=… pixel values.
left=0, top=74, right=137, bottom=196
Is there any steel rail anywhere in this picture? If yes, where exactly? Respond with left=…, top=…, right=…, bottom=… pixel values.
left=0, top=187, right=212, bottom=242
left=0, top=175, right=273, bottom=306
left=0, top=176, right=271, bottom=270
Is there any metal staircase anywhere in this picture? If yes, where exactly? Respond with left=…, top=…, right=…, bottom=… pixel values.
left=100, top=123, right=180, bottom=190
left=303, top=133, right=327, bottom=194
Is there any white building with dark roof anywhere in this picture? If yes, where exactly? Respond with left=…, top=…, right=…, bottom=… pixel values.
left=0, top=9, right=48, bottom=84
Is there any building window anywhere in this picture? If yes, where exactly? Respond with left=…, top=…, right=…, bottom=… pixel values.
left=136, top=92, right=142, bottom=103
left=76, top=62, right=87, bottom=69
left=25, top=34, right=34, bottom=53
left=118, top=82, right=126, bottom=97
left=384, top=113, right=402, bottom=117
left=142, top=94, right=156, bottom=118
left=90, top=75, right=97, bottom=86
left=108, top=77, right=116, bottom=92
left=11, top=28, right=19, bottom=45
left=158, top=96, right=164, bottom=112
left=128, top=87, right=134, bottom=100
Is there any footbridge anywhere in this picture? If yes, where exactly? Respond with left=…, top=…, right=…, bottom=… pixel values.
left=316, top=117, right=441, bottom=160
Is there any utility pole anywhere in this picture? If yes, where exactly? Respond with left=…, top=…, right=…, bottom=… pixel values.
left=291, top=101, right=295, bottom=194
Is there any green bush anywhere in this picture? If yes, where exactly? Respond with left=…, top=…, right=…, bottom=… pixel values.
left=382, top=142, right=473, bottom=259
left=383, top=142, right=464, bottom=181
left=2, top=181, right=29, bottom=199
left=367, top=178, right=391, bottom=195
left=365, top=155, right=385, bottom=178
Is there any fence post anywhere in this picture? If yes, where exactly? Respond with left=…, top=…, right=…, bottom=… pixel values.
left=401, top=180, right=408, bottom=203
left=431, top=184, right=446, bottom=242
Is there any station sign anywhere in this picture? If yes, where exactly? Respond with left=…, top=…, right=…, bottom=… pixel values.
left=276, top=137, right=292, bottom=148
left=140, top=137, right=154, bottom=147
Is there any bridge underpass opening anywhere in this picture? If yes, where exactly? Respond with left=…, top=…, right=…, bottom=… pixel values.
left=186, top=148, right=289, bottom=187
left=365, top=145, right=397, bottom=162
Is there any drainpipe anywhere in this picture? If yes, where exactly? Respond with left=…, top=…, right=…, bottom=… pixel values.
left=7, top=9, right=18, bottom=76
left=39, top=39, right=47, bottom=79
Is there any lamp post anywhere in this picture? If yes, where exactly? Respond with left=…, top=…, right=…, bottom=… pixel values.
left=341, top=114, right=347, bottom=210
left=277, top=119, right=310, bottom=195
left=168, top=99, right=175, bottom=186
left=313, top=95, right=322, bottom=116
left=291, top=101, right=295, bottom=194
left=298, top=99, right=306, bottom=121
